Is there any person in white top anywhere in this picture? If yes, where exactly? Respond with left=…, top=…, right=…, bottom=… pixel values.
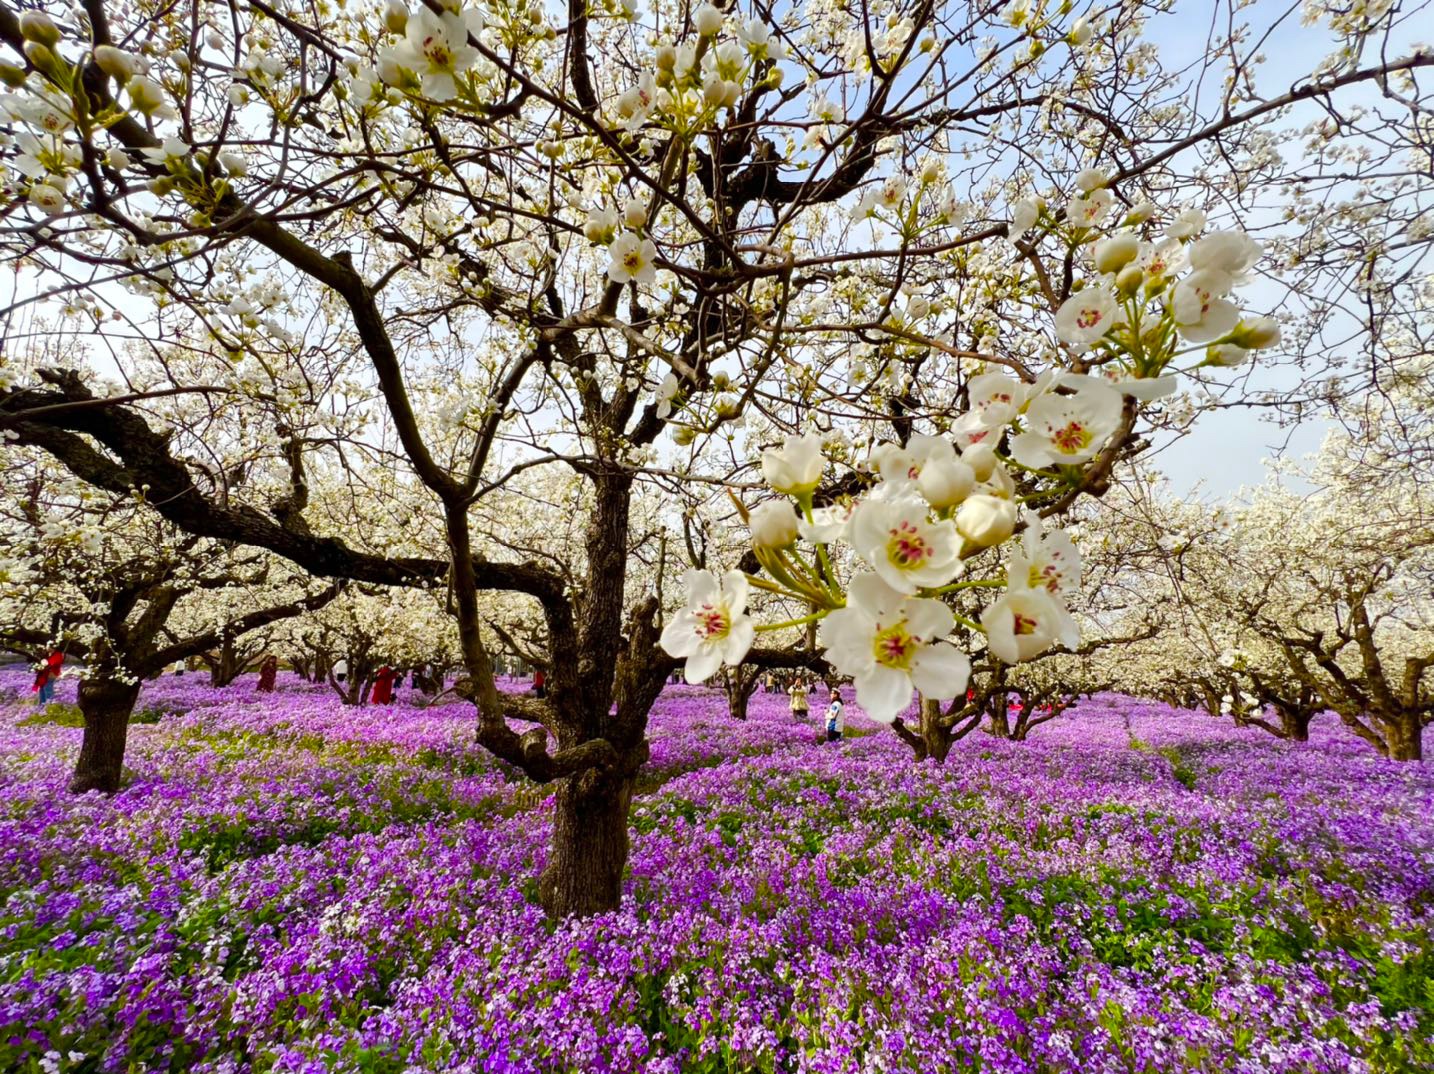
left=825, top=690, right=845, bottom=742
left=788, top=679, right=809, bottom=722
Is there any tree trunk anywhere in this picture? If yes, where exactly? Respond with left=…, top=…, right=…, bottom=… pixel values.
left=919, top=697, right=953, bottom=763
left=721, top=665, right=761, bottom=721
left=1387, top=713, right=1423, bottom=762
left=207, top=636, right=247, bottom=687
left=540, top=771, right=634, bottom=917
left=1277, top=705, right=1312, bottom=742
left=71, top=676, right=142, bottom=794
left=988, top=693, right=1011, bottom=739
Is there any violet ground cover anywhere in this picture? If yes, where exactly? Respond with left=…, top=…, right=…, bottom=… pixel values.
left=1, top=672, right=1431, bottom=1073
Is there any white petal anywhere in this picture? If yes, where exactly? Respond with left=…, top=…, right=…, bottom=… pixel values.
left=684, top=645, right=723, bottom=684
left=847, top=571, right=906, bottom=617
left=818, top=607, right=877, bottom=673
left=722, top=615, right=755, bottom=665
left=855, top=664, right=914, bottom=723
left=902, top=597, right=955, bottom=641
left=681, top=568, right=719, bottom=605
left=720, top=570, right=750, bottom=615
left=910, top=643, right=970, bottom=700
left=1008, top=430, right=1053, bottom=470
left=659, top=613, right=700, bottom=658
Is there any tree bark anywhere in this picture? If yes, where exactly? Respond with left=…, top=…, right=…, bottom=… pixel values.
left=1278, top=705, right=1312, bottom=742
left=1387, top=714, right=1423, bottom=761
left=919, top=697, right=953, bottom=763
left=988, top=693, right=1011, bottom=739
left=70, top=676, right=142, bottom=794
left=721, top=664, right=761, bottom=721
left=207, top=635, right=247, bottom=687
left=540, top=770, right=635, bottom=917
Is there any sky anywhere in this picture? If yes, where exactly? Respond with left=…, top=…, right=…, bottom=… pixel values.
left=1134, top=5, right=1418, bottom=500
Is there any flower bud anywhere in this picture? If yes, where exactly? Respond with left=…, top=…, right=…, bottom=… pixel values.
left=672, top=425, right=697, bottom=446
left=0, top=62, right=27, bottom=88
left=917, top=457, right=975, bottom=510
left=20, top=11, right=62, bottom=47
left=622, top=198, right=647, bottom=228
left=1115, top=264, right=1143, bottom=297
left=1093, top=233, right=1139, bottom=274
left=23, top=41, right=61, bottom=74
left=583, top=205, right=618, bottom=243
left=1123, top=201, right=1155, bottom=226
left=149, top=175, right=176, bottom=196
left=218, top=150, right=248, bottom=176
left=28, top=182, right=67, bottom=216
left=694, top=3, right=723, bottom=36
left=384, top=0, right=409, bottom=33
left=961, top=442, right=998, bottom=482
left=128, top=75, right=168, bottom=115
left=106, top=147, right=131, bottom=170
left=749, top=499, right=799, bottom=549
left=1205, top=343, right=1249, bottom=368
left=1068, top=16, right=1092, bottom=45
left=655, top=43, right=677, bottom=69
left=93, top=45, right=140, bottom=81
left=956, top=494, right=1016, bottom=548
left=1231, top=315, right=1280, bottom=349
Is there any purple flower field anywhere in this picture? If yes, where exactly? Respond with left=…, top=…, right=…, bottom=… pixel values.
left=1, top=671, right=1431, bottom=1073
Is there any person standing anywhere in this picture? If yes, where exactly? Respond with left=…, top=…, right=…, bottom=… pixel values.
left=257, top=654, right=278, bottom=693
left=824, top=690, right=845, bottom=742
left=533, top=667, right=546, bottom=699
left=32, top=650, right=64, bottom=705
left=371, top=665, right=397, bottom=704
left=788, top=678, right=810, bottom=722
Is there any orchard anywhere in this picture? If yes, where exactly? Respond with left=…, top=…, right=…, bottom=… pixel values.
left=0, top=0, right=1430, bottom=1069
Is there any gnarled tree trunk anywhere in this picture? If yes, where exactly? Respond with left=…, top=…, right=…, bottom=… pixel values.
left=721, top=664, right=762, bottom=721
left=540, top=770, right=636, bottom=917
left=1276, top=703, right=1313, bottom=742
left=988, top=691, right=1011, bottom=738
left=1387, top=714, right=1423, bottom=761
left=71, top=675, right=142, bottom=794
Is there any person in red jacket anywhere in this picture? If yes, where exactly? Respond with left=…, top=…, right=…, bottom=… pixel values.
left=371, top=665, right=397, bottom=704
left=257, top=654, right=278, bottom=693
left=533, top=668, right=546, bottom=699
left=33, top=651, right=64, bottom=705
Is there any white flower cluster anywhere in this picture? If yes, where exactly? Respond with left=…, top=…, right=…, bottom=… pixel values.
left=582, top=7, right=788, bottom=287
left=376, top=1, right=489, bottom=102
left=1025, top=171, right=1282, bottom=377
left=662, top=430, right=1083, bottom=723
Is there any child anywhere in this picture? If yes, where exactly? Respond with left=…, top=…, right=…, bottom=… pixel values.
left=825, top=690, right=845, bottom=742
left=33, top=651, right=63, bottom=705
left=788, top=678, right=809, bottom=722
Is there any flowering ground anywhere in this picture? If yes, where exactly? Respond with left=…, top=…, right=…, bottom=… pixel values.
left=1, top=672, right=1430, bottom=1074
